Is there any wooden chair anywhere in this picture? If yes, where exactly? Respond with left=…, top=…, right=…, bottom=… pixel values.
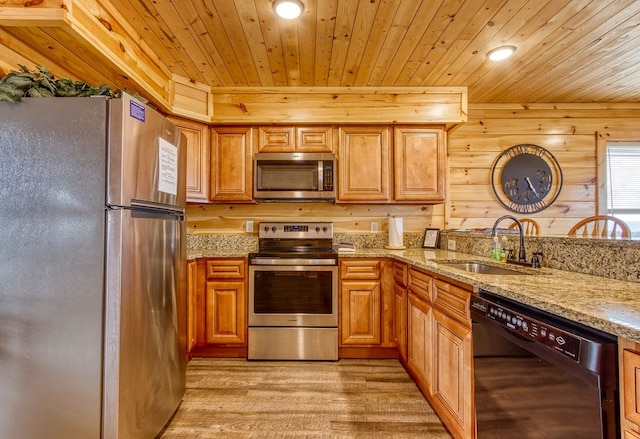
left=508, top=218, right=541, bottom=236
left=567, top=215, right=631, bottom=239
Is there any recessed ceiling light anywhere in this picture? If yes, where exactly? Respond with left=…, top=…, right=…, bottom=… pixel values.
left=487, top=45, right=516, bottom=61
left=273, top=0, right=304, bottom=19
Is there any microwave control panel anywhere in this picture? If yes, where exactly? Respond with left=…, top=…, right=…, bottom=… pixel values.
left=323, top=161, right=334, bottom=191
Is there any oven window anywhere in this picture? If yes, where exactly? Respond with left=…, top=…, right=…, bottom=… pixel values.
left=253, top=271, right=332, bottom=314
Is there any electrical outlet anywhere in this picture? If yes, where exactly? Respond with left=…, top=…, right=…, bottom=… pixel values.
left=245, top=220, right=254, bottom=233
left=448, top=239, right=456, bottom=251
left=370, top=222, right=379, bottom=233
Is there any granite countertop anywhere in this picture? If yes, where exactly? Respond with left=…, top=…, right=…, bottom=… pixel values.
left=342, top=248, right=640, bottom=344
left=189, top=246, right=640, bottom=344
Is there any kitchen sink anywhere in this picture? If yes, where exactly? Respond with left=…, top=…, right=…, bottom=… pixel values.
left=437, top=261, right=533, bottom=275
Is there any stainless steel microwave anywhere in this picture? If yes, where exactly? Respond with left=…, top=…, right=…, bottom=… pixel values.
left=253, top=152, right=336, bottom=201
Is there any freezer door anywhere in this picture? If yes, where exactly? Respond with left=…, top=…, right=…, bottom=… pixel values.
left=108, top=94, right=187, bottom=209
left=103, top=208, right=187, bottom=439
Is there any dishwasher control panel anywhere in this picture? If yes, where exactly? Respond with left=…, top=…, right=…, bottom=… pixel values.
left=471, top=296, right=581, bottom=361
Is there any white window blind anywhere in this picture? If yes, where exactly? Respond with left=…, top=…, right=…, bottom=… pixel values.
left=606, top=145, right=640, bottom=213
left=605, top=143, right=640, bottom=237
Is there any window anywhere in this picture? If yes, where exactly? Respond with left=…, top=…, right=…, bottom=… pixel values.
left=604, top=142, right=640, bottom=237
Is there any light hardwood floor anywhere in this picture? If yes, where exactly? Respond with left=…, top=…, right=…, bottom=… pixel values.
left=158, top=358, right=453, bottom=439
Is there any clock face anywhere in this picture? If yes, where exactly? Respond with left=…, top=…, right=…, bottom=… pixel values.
left=491, top=144, right=562, bottom=214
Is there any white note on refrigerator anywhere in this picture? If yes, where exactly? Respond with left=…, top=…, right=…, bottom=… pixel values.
left=158, top=138, right=178, bottom=195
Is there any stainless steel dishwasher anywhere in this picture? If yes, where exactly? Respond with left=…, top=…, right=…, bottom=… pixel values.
left=471, top=290, right=619, bottom=439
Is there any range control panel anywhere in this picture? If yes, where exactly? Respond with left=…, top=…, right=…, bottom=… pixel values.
left=471, top=296, right=581, bottom=362
left=258, top=222, right=333, bottom=239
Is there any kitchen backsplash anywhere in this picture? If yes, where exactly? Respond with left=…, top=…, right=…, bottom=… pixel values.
left=439, top=230, right=640, bottom=283
left=187, top=231, right=640, bottom=282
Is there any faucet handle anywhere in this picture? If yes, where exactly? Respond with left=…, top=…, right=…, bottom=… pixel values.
left=531, top=252, right=543, bottom=268
left=505, top=249, right=515, bottom=262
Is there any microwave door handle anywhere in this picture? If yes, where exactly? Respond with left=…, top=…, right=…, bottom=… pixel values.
left=317, top=160, right=323, bottom=192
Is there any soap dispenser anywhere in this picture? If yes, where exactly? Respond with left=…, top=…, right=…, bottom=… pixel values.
left=491, top=236, right=501, bottom=261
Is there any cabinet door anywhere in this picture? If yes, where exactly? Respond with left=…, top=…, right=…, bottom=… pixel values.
left=210, top=127, right=253, bottom=202
left=407, top=292, right=433, bottom=393
left=297, top=126, right=333, bottom=152
left=258, top=126, right=295, bottom=152
left=340, top=280, right=381, bottom=345
left=186, top=260, right=198, bottom=354
left=338, top=126, right=391, bottom=202
left=394, top=127, right=446, bottom=202
left=431, top=308, right=473, bottom=439
left=624, top=349, right=640, bottom=426
left=204, top=279, right=246, bottom=345
left=168, top=117, right=210, bottom=202
left=393, top=282, right=407, bottom=361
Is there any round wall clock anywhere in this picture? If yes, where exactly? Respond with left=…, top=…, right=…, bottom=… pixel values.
left=490, top=144, right=563, bottom=214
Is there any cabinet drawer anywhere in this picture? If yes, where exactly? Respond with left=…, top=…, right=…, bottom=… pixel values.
left=393, top=262, right=408, bottom=287
left=432, top=279, right=471, bottom=326
left=408, top=268, right=432, bottom=302
left=258, top=126, right=295, bottom=152
left=206, top=259, right=246, bottom=279
left=297, top=126, right=333, bottom=152
left=340, top=259, right=381, bottom=279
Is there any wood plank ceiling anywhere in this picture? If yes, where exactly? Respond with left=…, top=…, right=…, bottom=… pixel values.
left=102, top=0, right=640, bottom=103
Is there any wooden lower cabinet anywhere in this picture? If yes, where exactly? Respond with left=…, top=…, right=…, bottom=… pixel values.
left=620, top=338, right=640, bottom=438
left=341, top=279, right=381, bottom=345
left=189, top=258, right=248, bottom=357
left=407, top=292, right=433, bottom=393
left=205, top=279, right=245, bottom=345
left=393, top=262, right=408, bottom=362
left=186, top=260, right=198, bottom=355
left=394, top=282, right=408, bottom=361
left=431, top=308, right=473, bottom=439
left=406, top=267, right=475, bottom=439
left=339, top=258, right=396, bottom=358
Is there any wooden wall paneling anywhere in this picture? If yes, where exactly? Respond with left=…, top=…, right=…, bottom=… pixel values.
left=185, top=203, right=445, bottom=235
left=444, top=105, right=626, bottom=236
left=209, top=87, right=467, bottom=125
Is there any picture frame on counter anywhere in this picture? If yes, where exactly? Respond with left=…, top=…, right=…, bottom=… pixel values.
left=422, top=228, right=440, bottom=248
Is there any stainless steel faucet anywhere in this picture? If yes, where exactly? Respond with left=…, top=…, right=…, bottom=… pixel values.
left=492, top=215, right=526, bottom=263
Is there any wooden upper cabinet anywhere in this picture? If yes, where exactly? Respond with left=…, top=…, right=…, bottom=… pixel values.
left=258, top=126, right=294, bottom=152
left=210, top=126, right=253, bottom=202
left=297, top=127, right=333, bottom=152
left=338, top=126, right=391, bottom=202
left=258, top=126, right=333, bottom=152
left=394, top=126, right=446, bottom=202
left=168, top=116, right=210, bottom=203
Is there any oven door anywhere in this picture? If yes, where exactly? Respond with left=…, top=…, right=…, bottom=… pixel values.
left=248, top=264, right=338, bottom=327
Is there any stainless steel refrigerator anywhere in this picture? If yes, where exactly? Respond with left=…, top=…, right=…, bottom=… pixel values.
left=0, top=94, right=187, bottom=438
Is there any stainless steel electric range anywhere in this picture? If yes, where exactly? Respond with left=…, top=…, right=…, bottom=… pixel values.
left=248, top=222, right=338, bottom=360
